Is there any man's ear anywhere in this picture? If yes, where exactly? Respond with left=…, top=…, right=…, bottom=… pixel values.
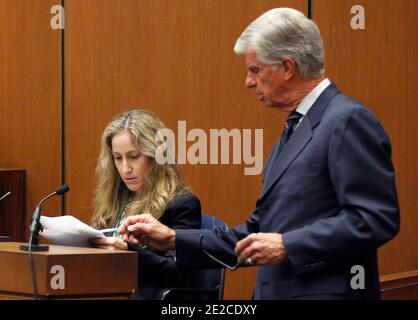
left=281, top=58, right=297, bottom=81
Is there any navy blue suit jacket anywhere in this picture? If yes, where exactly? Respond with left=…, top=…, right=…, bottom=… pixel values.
left=175, top=84, right=400, bottom=299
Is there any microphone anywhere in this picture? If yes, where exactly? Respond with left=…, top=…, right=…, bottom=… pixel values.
left=20, top=184, right=70, bottom=252
left=0, top=191, right=12, bottom=242
left=19, top=184, right=69, bottom=300
left=0, top=191, right=11, bottom=202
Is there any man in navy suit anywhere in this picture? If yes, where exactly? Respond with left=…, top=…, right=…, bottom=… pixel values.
left=120, top=8, right=400, bottom=299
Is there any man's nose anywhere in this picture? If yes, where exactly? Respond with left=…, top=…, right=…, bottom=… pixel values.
left=245, top=74, right=256, bottom=88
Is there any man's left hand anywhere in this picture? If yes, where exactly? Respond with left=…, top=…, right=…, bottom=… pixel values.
left=235, top=233, right=287, bottom=266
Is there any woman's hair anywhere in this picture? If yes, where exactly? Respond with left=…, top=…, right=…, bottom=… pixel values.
left=234, top=8, right=325, bottom=79
left=91, top=109, right=188, bottom=229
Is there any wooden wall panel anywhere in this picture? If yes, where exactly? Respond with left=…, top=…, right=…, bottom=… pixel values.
left=65, top=0, right=306, bottom=299
left=0, top=0, right=61, bottom=236
left=313, top=0, right=418, bottom=276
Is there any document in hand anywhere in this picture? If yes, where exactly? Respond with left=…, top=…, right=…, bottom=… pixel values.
left=39, top=215, right=106, bottom=247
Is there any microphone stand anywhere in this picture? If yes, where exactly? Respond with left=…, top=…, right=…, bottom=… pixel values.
left=18, top=193, right=52, bottom=301
left=20, top=191, right=59, bottom=252
left=19, top=184, right=69, bottom=300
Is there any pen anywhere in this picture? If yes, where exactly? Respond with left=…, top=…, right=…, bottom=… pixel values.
left=99, top=227, right=119, bottom=234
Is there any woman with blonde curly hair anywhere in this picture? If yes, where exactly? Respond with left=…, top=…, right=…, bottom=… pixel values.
left=90, top=109, right=201, bottom=299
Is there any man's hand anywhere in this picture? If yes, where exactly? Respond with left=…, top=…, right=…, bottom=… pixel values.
left=89, top=236, right=128, bottom=250
left=119, top=213, right=176, bottom=251
left=235, top=232, right=287, bottom=266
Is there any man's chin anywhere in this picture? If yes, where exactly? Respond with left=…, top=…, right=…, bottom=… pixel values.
left=263, top=100, right=276, bottom=108
left=257, top=97, right=279, bottom=109
left=262, top=100, right=285, bottom=110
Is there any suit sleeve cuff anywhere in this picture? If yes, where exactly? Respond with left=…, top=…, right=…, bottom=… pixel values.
left=174, top=229, right=208, bottom=269
left=283, top=229, right=327, bottom=276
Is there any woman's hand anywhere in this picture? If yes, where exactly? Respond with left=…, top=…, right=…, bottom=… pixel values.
left=89, top=236, right=128, bottom=250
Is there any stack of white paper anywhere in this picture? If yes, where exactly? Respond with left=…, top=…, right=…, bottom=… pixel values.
left=39, top=215, right=106, bottom=247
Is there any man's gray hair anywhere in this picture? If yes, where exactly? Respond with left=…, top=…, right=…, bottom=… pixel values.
left=234, top=8, right=325, bottom=79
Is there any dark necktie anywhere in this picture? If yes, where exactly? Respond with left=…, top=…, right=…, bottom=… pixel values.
left=278, top=110, right=303, bottom=149
left=263, top=110, right=303, bottom=186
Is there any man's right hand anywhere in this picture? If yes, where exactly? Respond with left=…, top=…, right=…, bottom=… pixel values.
left=119, top=213, right=176, bottom=251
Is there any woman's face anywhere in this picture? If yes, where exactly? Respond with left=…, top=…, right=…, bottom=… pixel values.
left=111, top=131, right=152, bottom=200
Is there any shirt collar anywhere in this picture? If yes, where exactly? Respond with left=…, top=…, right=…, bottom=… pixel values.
left=295, top=78, right=331, bottom=116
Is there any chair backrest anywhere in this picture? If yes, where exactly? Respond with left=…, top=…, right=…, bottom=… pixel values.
left=201, top=213, right=225, bottom=230
left=160, top=213, right=226, bottom=300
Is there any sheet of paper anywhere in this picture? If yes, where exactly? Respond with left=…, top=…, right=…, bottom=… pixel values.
left=39, top=215, right=106, bottom=247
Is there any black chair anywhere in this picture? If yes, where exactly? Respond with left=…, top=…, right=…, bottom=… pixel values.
left=160, top=213, right=226, bottom=300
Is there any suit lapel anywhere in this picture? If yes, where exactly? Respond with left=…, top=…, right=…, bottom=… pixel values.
left=261, top=83, right=340, bottom=197
left=262, top=118, right=312, bottom=195
left=262, top=139, right=280, bottom=184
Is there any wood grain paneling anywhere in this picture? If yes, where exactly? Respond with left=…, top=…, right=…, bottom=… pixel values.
left=0, top=1, right=61, bottom=236
left=65, top=0, right=306, bottom=299
left=313, top=0, right=418, bottom=276
left=380, top=270, right=418, bottom=300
